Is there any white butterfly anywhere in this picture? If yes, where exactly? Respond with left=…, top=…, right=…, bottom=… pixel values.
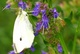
left=13, top=10, right=35, bottom=53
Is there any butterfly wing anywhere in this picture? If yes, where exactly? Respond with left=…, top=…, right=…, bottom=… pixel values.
left=13, top=10, right=35, bottom=53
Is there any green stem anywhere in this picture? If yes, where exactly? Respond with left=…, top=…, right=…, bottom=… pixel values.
left=47, top=0, right=52, bottom=8
left=54, top=47, right=59, bottom=54
left=58, top=33, right=68, bottom=54
left=72, top=21, right=79, bottom=54
left=72, top=32, right=77, bottom=54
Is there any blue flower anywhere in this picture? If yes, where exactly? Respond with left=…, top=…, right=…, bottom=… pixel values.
left=32, top=2, right=41, bottom=16
left=52, top=8, right=59, bottom=18
left=8, top=50, right=23, bottom=54
left=18, top=0, right=27, bottom=10
left=57, top=44, right=63, bottom=53
left=41, top=10, right=49, bottom=29
left=41, top=51, right=47, bottom=54
left=30, top=45, right=35, bottom=52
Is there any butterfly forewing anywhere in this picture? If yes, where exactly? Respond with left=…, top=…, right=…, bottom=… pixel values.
left=13, top=10, right=35, bottom=53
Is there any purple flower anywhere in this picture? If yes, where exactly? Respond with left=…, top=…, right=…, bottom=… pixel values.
left=34, top=9, right=49, bottom=35
left=32, top=2, right=41, bottom=16
left=8, top=50, right=15, bottom=54
left=34, top=31, right=39, bottom=36
left=35, top=22, right=42, bottom=32
left=30, top=45, right=35, bottom=52
left=19, top=52, right=23, bottom=54
left=41, top=9, right=46, bottom=14
left=4, top=4, right=11, bottom=9
left=42, top=14, right=49, bottom=29
left=8, top=50, right=23, bottom=54
left=41, top=10, right=49, bottom=29
left=20, top=52, right=23, bottom=54
left=34, top=21, right=42, bottom=36
left=52, top=8, right=59, bottom=18
left=41, top=51, right=47, bottom=54
left=18, top=0, right=27, bottom=10
left=57, top=44, right=63, bottom=53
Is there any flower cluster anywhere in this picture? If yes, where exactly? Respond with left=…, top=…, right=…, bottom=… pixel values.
left=5, top=0, right=64, bottom=54
left=32, top=2, right=49, bottom=35
left=18, top=0, right=27, bottom=10
left=33, top=2, right=59, bottom=36
left=4, top=0, right=27, bottom=10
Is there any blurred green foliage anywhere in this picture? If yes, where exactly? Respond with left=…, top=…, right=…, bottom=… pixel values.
left=0, top=0, right=16, bottom=54
left=0, top=0, right=80, bottom=54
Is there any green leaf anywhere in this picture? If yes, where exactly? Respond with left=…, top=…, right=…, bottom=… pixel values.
left=34, top=34, right=46, bottom=50
left=58, top=33, right=68, bottom=54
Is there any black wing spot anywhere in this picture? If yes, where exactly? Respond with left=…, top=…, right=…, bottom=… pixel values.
left=20, top=37, right=22, bottom=41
